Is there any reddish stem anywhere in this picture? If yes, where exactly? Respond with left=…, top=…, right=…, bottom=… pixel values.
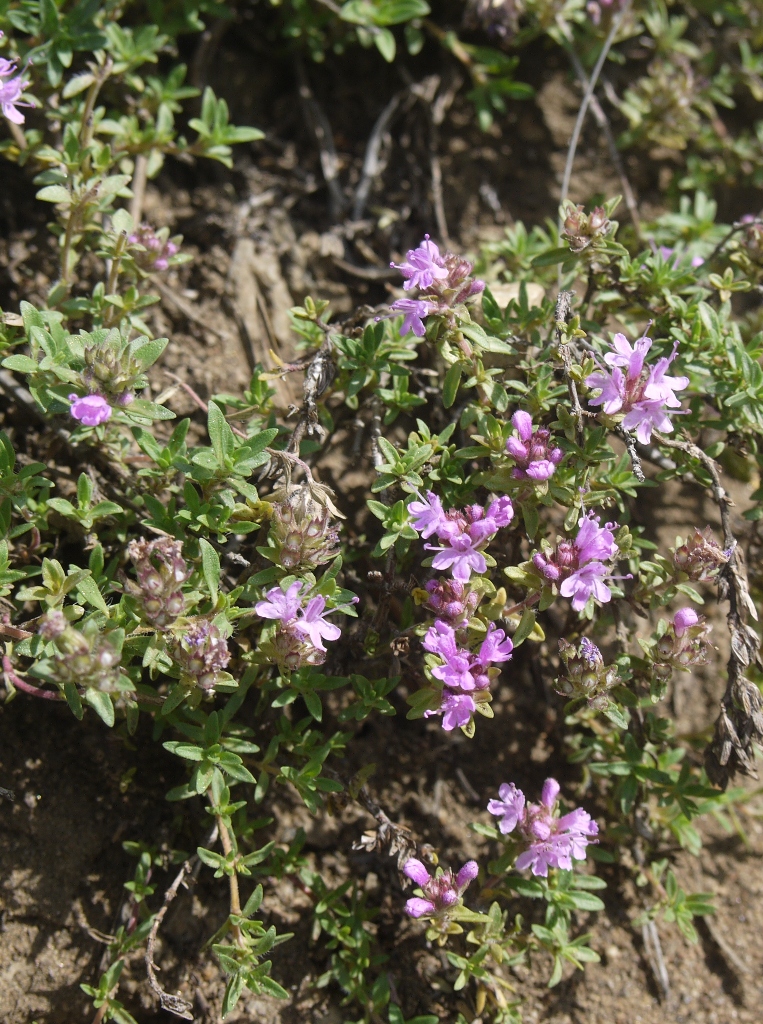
left=2, top=656, right=62, bottom=700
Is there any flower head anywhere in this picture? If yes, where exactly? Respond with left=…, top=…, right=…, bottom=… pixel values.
left=69, top=393, right=112, bottom=426
left=176, top=619, right=231, bottom=692
left=255, top=581, right=347, bottom=671
left=391, top=235, right=449, bottom=291
left=0, top=59, right=29, bottom=124
left=412, top=495, right=514, bottom=583
left=586, top=332, right=688, bottom=444
left=672, top=526, right=730, bottom=581
left=125, top=537, right=189, bottom=628
left=534, top=513, right=622, bottom=612
left=506, top=411, right=564, bottom=481
left=488, top=778, right=598, bottom=877
left=556, top=637, right=618, bottom=709
left=403, top=857, right=478, bottom=918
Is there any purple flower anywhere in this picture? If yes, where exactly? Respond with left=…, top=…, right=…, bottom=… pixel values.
left=409, top=491, right=448, bottom=539
left=256, top=581, right=345, bottom=667
left=403, top=856, right=478, bottom=917
left=477, top=624, right=514, bottom=665
left=574, top=513, right=618, bottom=564
left=0, top=63, right=28, bottom=125
left=487, top=782, right=526, bottom=834
left=506, top=411, right=564, bottom=481
left=293, top=595, right=341, bottom=652
left=423, top=578, right=479, bottom=626
left=429, top=533, right=487, bottom=582
left=422, top=619, right=513, bottom=729
left=255, top=580, right=305, bottom=622
left=488, top=778, right=598, bottom=877
left=391, top=235, right=449, bottom=291
left=414, top=496, right=514, bottom=583
left=673, top=607, right=699, bottom=637
left=534, top=512, right=621, bottom=612
left=378, top=297, right=434, bottom=337
left=69, top=393, right=112, bottom=426
left=586, top=332, right=689, bottom=444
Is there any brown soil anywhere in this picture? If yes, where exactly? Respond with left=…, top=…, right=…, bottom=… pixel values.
left=1, top=24, right=763, bottom=1024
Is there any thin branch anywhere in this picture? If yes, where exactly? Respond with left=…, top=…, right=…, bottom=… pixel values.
left=559, top=0, right=632, bottom=217
left=129, top=153, right=149, bottom=225
left=654, top=432, right=762, bottom=787
left=295, top=60, right=344, bottom=220
left=641, top=919, right=670, bottom=1001
left=704, top=216, right=763, bottom=267
left=163, top=370, right=248, bottom=440
left=216, top=812, right=244, bottom=946
left=560, top=32, right=642, bottom=241
left=144, top=861, right=195, bottom=1019
left=353, top=90, right=406, bottom=221
left=152, top=277, right=230, bottom=342
left=616, top=425, right=645, bottom=482
left=554, top=290, right=584, bottom=439
left=2, top=657, right=62, bottom=700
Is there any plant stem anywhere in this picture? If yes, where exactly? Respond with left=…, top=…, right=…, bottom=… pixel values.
left=216, top=812, right=245, bottom=946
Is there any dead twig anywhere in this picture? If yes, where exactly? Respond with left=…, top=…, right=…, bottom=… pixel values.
left=129, top=153, right=148, bottom=226
left=654, top=432, right=762, bottom=787
left=353, top=90, right=407, bottom=220
left=295, top=60, right=344, bottom=220
left=615, top=425, right=645, bottom=482
left=163, top=371, right=248, bottom=440
left=152, top=278, right=230, bottom=342
left=559, top=24, right=642, bottom=241
left=559, top=0, right=632, bottom=218
left=641, top=919, right=670, bottom=1001
left=145, top=861, right=195, bottom=1019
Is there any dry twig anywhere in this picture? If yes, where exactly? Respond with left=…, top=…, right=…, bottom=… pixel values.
left=654, top=432, right=762, bottom=787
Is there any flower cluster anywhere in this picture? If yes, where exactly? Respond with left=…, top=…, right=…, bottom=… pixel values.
left=421, top=578, right=480, bottom=627
left=255, top=581, right=344, bottom=672
left=488, top=778, right=598, bottom=877
left=672, top=526, right=730, bottom=581
left=69, top=393, right=112, bottom=426
left=533, top=512, right=621, bottom=612
left=561, top=203, right=614, bottom=253
left=37, top=611, right=123, bottom=694
left=403, top=857, right=478, bottom=918
left=0, top=44, right=29, bottom=125
left=128, top=223, right=180, bottom=273
left=175, top=619, right=231, bottom=692
left=653, top=608, right=712, bottom=680
left=556, top=637, right=618, bottom=710
left=125, top=537, right=189, bottom=629
left=409, top=492, right=514, bottom=581
left=506, top=411, right=564, bottom=481
left=381, top=235, right=485, bottom=337
left=422, top=619, right=513, bottom=731
left=264, top=485, right=340, bottom=571
left=585, top=332, right=689, bottom=444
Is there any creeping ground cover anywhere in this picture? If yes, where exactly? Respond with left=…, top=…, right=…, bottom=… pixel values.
left=2, top=0, right=763, bottom=1022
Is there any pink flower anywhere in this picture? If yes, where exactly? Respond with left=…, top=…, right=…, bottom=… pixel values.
left=418, top=497, right=514, bottom=582
left=533, top=513, right=622, bottom=612
left=255, top=581, right=305, bottom=622
left=586, top=332, right=689, bottom=444
left=507, top=411, right=564, bottom=481
left=391, top=235, right=449, bottom=291
left=377, top=298, right=435, bottom=337
left=673, top=607, right=699, bottom=637
left=409, top=491, right=448, bottom=539
left=403, top=857, right=478, bottom=917
left=69, top=393, right=112, bottom=426
left=293, top=595, right=341, bottom=652
left=0, top=64, right=28, bottom=125
left=488, top=778, right=598, bottom=877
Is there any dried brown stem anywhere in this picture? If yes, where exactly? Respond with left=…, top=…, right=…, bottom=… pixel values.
left=216, top=813, right=245, bottom=947
left=654, top=432, right=762, bottom=787
left=144, top=861, right=195, bottom=1019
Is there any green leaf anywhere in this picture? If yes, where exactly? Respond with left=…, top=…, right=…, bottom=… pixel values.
left=84, top=688, right=115, bottom=727
left=443, top=362, right=464, bottom=409
left=199, top=538, right=220, bottom=604
left=512, top=607, right=537, bottom=647
left=532, top=247, right=573, bottom=268
left=374, top=27, right=396, bottom=61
